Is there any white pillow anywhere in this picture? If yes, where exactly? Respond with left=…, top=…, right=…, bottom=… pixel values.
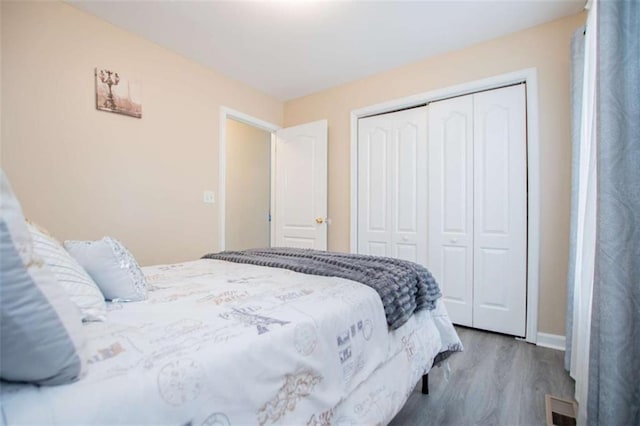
left=64, top=237, right=148, bottom=302
left=27, top=222, right=107, bottom=321
left=0, top=170, right=86, bottom=385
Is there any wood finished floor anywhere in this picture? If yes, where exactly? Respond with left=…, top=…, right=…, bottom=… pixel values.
left=390, top=326, right=575, bottom=426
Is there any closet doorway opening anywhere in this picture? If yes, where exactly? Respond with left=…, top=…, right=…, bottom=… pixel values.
left=219, top=107, right=279, bottom=252
left=225, top=117, right=272, bottom=251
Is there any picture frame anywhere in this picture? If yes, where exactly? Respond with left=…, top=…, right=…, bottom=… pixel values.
left=95, top=68, right=142, bottom=118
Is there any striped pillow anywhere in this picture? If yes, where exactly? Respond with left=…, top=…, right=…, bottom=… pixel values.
left=28, top=223, right=107, bottom=321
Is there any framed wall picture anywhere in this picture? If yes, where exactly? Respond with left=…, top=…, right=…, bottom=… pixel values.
left=95, top=68, right=142, bottom=118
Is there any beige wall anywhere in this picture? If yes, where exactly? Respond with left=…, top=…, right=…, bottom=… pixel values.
left=225, top=118, right=271, bottom=250
left=0, top=1, right=283, bottom=266
left=284, top=13, right=586, bottom=336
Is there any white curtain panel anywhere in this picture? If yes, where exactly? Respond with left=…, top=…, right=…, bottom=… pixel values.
left=569, top=0, right=598, bottom=423
left=564, top=24, right=584, bottom=375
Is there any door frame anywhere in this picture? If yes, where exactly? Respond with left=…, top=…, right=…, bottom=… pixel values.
left=349, top=68, right=541, bottom=344
left=219, top=107, right=280, bottom=251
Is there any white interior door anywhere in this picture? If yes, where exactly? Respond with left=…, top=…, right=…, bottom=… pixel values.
left=472, top=85, right=527, bottom=336
left=357, top=107, right=427, bottom=266
left=273, top=120, right=328, bottom=250
left=427, top=95, right=475, bottom=327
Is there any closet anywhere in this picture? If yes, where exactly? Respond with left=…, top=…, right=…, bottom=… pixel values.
left=357, top=84, right=527, bottom=337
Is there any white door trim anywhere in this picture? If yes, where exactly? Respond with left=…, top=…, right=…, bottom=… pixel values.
left=349, top=68, right=540, bottom=344
left=219, top=107, right=280, bottom=251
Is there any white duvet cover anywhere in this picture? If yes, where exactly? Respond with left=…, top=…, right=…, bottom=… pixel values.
left=0, top=260, right=461, bottom=425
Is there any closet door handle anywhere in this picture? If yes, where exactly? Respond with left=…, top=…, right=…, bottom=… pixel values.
left=450, top=238, right=458, bottom=244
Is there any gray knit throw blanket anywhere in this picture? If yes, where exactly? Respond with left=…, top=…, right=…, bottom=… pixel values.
left=203, top=248, right=442, bottom=330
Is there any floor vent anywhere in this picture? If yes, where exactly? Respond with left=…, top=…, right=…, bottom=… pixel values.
left=545, top=394, right=578, bottom=426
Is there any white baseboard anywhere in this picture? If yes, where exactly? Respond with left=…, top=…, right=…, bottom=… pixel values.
left=537, top=332, right=566, bottom=351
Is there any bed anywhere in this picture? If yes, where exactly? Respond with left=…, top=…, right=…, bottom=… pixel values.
left=0, top=169, right=461, bottom=425
left=0, top=257, right=462, bottom=425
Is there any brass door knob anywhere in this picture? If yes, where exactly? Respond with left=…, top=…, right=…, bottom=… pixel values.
left=315, top=217, right=325, bottom=224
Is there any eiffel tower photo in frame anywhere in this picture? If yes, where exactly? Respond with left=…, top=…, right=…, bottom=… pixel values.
left=95, top=68, right=142, bottom=118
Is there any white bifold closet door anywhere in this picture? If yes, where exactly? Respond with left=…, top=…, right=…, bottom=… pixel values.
left=357, top=107, right=428, bottom=266
left=428, top=84, right=527, bottom=336
left=427, top=95, right=475, bottom=326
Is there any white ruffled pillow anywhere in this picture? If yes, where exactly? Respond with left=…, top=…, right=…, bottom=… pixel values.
left=64, top=237, right=147, bottom=302
left=28, top=223, right=107, bottom=321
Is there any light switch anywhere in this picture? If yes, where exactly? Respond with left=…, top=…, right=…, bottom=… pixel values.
left=202, top=191, right=215, bottom=204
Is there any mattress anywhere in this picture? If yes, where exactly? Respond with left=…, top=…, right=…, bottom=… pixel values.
left=0, top=259, right=461, bottom=425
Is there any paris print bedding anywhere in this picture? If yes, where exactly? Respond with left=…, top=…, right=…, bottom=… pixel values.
left=0, top=259, right=462, bottom=425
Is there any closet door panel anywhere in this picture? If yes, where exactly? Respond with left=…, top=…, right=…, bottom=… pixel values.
left=392, top=108, right=428, bottom=265
left=396, top=124, right=418, bottom=233
left=358, top=120, right=392, bottom=257
left=358, top=107, right=427, bottom=266
left=366, top=129, right=388, bottom=232
left=367, top=241, right=388, bottom=257
left=442, top=246, right=470, bottom=302
left=428, top=96, right=474, bottom=327
left=472, top=84, right=527, bottom=336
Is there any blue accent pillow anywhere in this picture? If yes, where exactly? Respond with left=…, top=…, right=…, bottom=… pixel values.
left=65, top=237, right=148, bottom=302
left=0, top=170, right=86, bottom=385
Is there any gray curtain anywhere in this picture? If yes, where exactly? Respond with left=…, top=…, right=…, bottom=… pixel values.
left=588, top=1, right=640, bottom=425
left=565, top=26, right=585, bottom=372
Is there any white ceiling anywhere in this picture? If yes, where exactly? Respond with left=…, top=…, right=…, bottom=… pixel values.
left=69, top=1, right=584, bottom=101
